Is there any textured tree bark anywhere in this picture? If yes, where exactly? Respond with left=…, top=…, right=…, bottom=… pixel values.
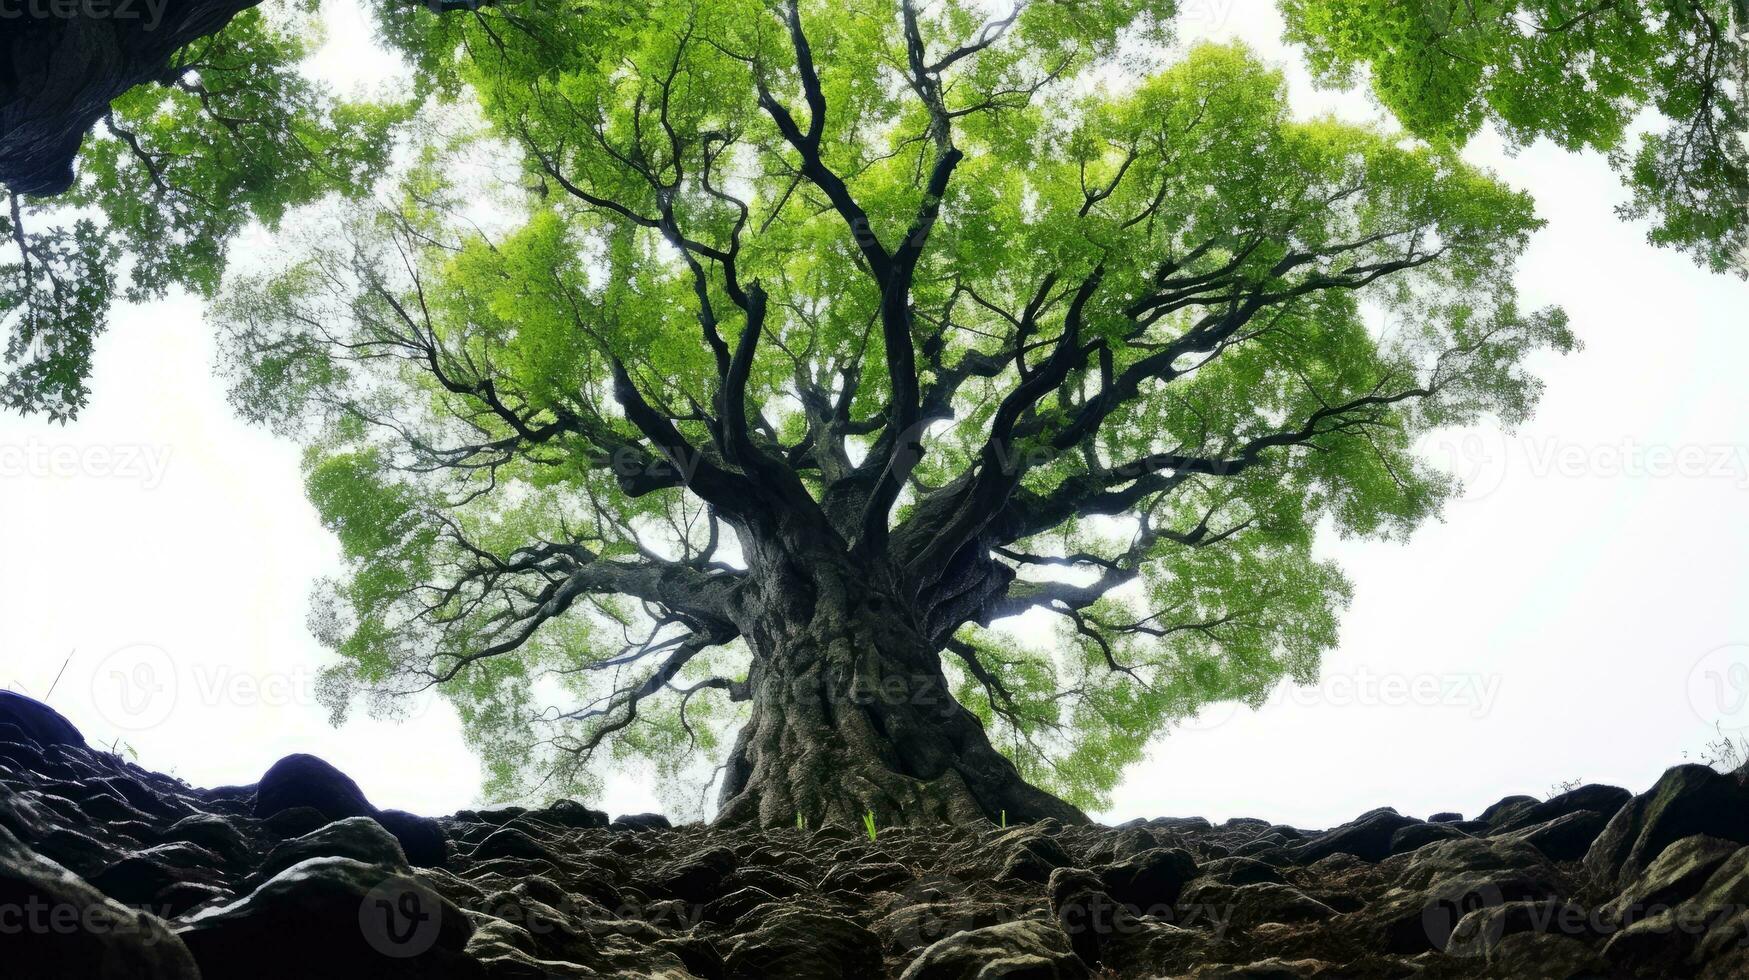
left=0, top=0, right=263, bottom=195
left=714, top=539, right=1086, bottom=828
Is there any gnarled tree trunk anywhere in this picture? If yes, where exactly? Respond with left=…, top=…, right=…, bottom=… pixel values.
left=1, top=0, right=263, bottom=195
left=0, top=0, right=495, bottom=195
left=714, top=536, right=1085, bottom=828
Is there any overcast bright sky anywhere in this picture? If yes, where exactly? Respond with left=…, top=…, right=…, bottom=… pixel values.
left=3, top=1, right=1747, bottom=828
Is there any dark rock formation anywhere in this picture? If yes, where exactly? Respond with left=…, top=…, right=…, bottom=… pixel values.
left=4, top=696, right=1749, bottom=977
left=1582, top=765, right=1749, bottom=889
left=376, top=808, right=449, bottom=867
left=723, top=906, right=884, bottom=979
left=1600, top=834, right=1743, bottom=927
left=1098, top=845, right=1198, bottom=908
left=0, top=823, right=198, bottom=978
left=0, top=0, right=263, bottom=195
left=252, top=752, right=448, bottom=868
left=1491, top=783, right=1631, bottom=835
left=899, top=920, right=1087, bottom=979
left=615, top=811, right=674, bottom=830
left=1292, top=806, right=1419, bottom=863
left=179, top=857, right=481, bottom=980
left=0, top=690, right=86, bottom=746
left=255, top=752, right=375, bottom=818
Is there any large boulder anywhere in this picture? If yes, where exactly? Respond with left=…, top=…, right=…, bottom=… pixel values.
left=1293, top=808, right=1420, bottom=863
left=260, top=806, right=329, bottom=839
left=899, top=920, right=1090, bottom=979
left=1388, top=821, right=1469, bottom=856
left=250, top=816, right=408, bottom=887
left=375, top=810, right=448, bottom=868
left=1583, top=765, right=1749, bottom=889
left=1444, top=898, right=1594, bottom=958
left=1098, top=846, right=1198, bottom=909
left=658, top=844, right=739, bottom=902
left=254, top=754, right=374, bottom=822
left=993, top=825, right=1074, bottom=884
left=1600, top=835, right=1743, bottom=927
left=1369, top=835, right=1564, bottom=954
left=723, top=905, right=883, bottom=979
left=1477, top=795, right=1540, bottom=827
left=878, top=898, right=1018, bottom=959
left=1619, top=847, right=1749, bottom=967
left=613, top=812, right=673, bottom=830
left=1048, top=866, right=1120, bottom=967
left=158, top=812, right=252, bottom=864
left=87, top=841, right=227, bottom=906
left=1197, top=855, right=1286, bottom=887
left=251, top=754, right=448, bottom=869
left=178, top=856, right=480, bottom=979
left=0, top=691, right=85, bottom=747
left=1177, top=880, right=1339, bottom=932
left=27, top=826, right=119, bottom=879
left=1489, top=784, right=1631, bottom=835
left=821, top=859, right=914, bottom=893
left=469, top=826, right=558, bottom=865
left=1503, top=809, right=1612, bottom=862
left=532, top=799, right=610, bottom=829
left=1485, top=932, right=1611, bottom=978
left=0, top=824, right=198, bottom=978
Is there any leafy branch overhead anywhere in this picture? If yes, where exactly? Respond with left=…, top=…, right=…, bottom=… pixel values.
left=1, top=6, right=406, bottom=419
left=3, top=0, right=1740, bottom=419
left=1283, top=0, right=1749, bottom=274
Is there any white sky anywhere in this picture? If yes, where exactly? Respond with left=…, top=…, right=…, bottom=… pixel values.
left=3, top=1, right=1747, bottom=827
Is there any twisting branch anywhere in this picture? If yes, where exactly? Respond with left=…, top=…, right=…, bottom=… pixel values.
left=851, top=0, right=967, bottom=558
left=551, top=630, right=735, bottom=759
left=893, top=220, right=1454, bottom=579
left=610, top=357, right=761, bottom=515
left=753, top=0, right=892, bottom=279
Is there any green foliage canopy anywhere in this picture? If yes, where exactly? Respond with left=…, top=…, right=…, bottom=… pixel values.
left=214, top=0, right=1577, bottom=811
left=4, top=0, right=1738, bottom=425
left=1, top=4, right=404, bottom=419
left=1283, top=0, right=1749, bottom=273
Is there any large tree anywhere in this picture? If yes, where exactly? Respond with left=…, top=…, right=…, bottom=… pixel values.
left=216, top=0, right=1576, bottom=826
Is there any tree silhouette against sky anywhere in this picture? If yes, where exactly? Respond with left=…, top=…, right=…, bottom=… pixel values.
left=6, top=0, right=1744, bottom=824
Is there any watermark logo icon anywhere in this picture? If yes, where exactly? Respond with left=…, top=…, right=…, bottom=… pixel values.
left=89, top=643, right=177, bottom=731
left=1175, top=699, right=1241, bottom=733
left=1688, top=643, right=1749, bottom=734
left=359, top=876, right=443, bottom=958
left=1417, top=428, right=1511, bottom=502
left=1422, top=881, right=1506, bottom=952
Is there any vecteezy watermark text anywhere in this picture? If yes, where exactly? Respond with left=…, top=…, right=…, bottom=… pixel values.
left=1420, top=431, right=1749, bottom=504
left=0, top=898, right=169, bottom=943
left=0, top=440, right=172, bottom=489
left=1180, top=667, right=1504, bottom=732
left=88, top=643, right=436, bottom=732
left=0, top=0, right=167, bottom=30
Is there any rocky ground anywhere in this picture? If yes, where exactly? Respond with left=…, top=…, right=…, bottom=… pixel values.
left=5, top=692, right=1749, bottom=978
